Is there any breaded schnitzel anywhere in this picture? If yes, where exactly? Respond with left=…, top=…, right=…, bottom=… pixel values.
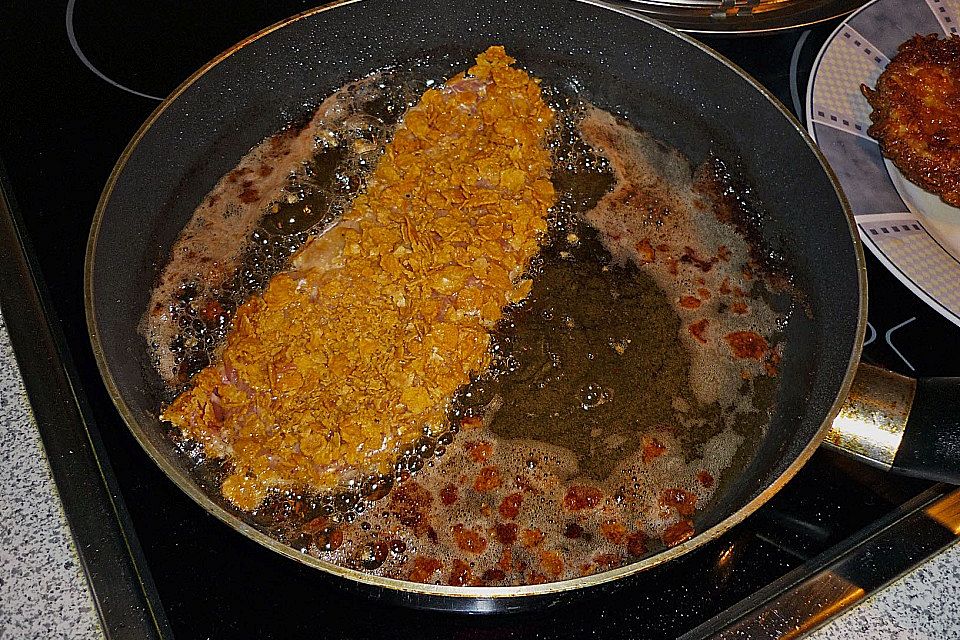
left=162, top=47, right=556, bottom=510
left=862, top=34, right=960, bottom=207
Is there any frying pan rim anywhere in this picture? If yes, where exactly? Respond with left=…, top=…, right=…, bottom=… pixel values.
left=628, top=0, right=863, bottom=36
left=84, top=0, right=867, bottom=599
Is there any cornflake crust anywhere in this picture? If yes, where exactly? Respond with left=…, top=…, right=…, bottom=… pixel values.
left=162, top=46, right=557, bottom=510
left=862, top=34, right=960, bottom=207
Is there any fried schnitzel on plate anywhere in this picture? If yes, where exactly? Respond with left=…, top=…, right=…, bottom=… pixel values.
left=807, top=0, right=960, bottom=327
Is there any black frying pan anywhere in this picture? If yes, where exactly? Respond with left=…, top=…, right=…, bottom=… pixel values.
left=84, top=0, right=960, bottom=613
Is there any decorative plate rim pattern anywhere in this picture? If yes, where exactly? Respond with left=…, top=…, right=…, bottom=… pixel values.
left=806, top=0, right=960, bottom=327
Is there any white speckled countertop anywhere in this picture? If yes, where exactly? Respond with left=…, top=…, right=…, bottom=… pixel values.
left=0, top=309, right=103, bottom=640
left=0, top=301, right=957, bottom=640
left=808, top=542, right=960, bottom=639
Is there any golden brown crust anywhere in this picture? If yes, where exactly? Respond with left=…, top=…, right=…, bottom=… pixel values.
left=861, top=34, right=960, bottom=207
left=162, top=47, right=556, bottom=510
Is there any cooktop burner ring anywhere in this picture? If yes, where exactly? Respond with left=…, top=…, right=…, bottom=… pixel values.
left=65, top=0, right=164, bottom=101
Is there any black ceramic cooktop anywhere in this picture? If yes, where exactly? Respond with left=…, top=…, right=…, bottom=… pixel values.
left=1, top=2, right=959, bottom=638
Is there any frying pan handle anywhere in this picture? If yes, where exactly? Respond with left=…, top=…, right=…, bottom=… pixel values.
left=891, top=377, right=960, bottom=483
left=825, top=363, right=960, bottom=484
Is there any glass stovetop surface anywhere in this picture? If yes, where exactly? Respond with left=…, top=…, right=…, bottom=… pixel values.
left=1, top=2, right=958, bottom=637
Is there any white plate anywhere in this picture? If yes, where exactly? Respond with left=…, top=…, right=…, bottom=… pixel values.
left=807, top=0, right=960, bottom=327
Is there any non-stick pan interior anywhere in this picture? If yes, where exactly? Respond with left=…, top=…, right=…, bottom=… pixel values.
left=87, top=0, right=861, bottom=592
